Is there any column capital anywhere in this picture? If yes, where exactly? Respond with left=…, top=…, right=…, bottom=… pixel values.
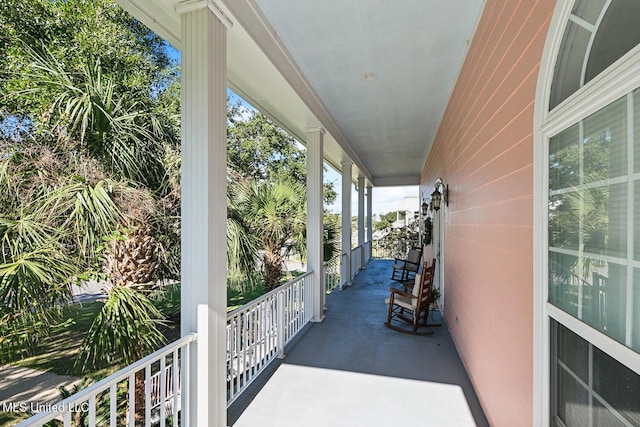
left=175, top=0, right=233, bottom=27
left=306, top=127, right=326, bottom=135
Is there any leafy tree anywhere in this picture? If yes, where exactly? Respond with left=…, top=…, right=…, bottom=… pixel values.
left=228, top=103, right=305, bottom=184
left=374, top=211, right=398, bottom=232
left=0, top=0, right=179, bottom=366
left=323, top=212, right=340, bottom=262
left=228, top=102, right=337, bottom=205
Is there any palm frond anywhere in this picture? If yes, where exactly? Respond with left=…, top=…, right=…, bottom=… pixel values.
left=76, top=285, right=166, bottom=368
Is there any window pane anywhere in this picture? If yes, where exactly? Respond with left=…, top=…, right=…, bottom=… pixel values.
left=592, top=399, right=628, bottom=427
left=590, top=262, right=626, bottom=343
left=585, top=0, right=640, bottom=84
left=593, top=347, right=640, bottom=425
left=583, top=97, right=626, bottom=180
left=549, top=252, right=579, bottom=317
left=571, top=0, right=606, bottom=24
left=557, top=324, right=589, bottom=382
left=581, top=262, right=606, bottom=329
left=556, top=367, right=590, bottom=427
left=549, top=124, right=580, bottom=191
left=552, top=322, right=640, bottom=426
left=605, top=183, right=627, bottom=258
left=572, top=0, right=607, bottom=25
left=548, top=95, right=631, bottom=347
left=549, top=190, right=580, bottom=250
left=550, top=22, right=592, bottom=110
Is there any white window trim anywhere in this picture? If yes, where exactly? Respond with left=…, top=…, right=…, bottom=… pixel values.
left=534, top=1, right=640, bottom=426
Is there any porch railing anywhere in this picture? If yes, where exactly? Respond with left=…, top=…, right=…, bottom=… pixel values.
left=323, top=255, right=341, bottom=293
left=17, top=333, right=196, bottom=427
left=226, top=271, right=314, bottom=406
left=371, top=238, right=420, bottom=260
left=18, top=273, right=315, bottom=425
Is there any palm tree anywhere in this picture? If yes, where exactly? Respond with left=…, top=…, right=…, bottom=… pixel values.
left=234, top=179, right=306, bottom=292
left=0, top=30, right=179, bottom=366
left=12, top=42, right=171, bottom=189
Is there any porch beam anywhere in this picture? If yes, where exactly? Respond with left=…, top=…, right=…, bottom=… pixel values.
left=307, top=128, right=325, bottom=322
left=341, top=162, right=352, bottom=285
left=179, top=5, right=228, bottom=427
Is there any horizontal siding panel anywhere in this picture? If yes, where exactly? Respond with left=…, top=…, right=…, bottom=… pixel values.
left=457, top=70, right=537, bottom=165
left=450, top=193, right=532, bottom=226
left=448, top=223, right=532, bottom=257
left=420, top=1, right=554, bottom=425
left=452, top=1, right=523, bottom=131
left=458, top=164, right=533, bottom=210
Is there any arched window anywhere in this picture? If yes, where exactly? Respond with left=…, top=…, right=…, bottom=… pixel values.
left=550, top=0, right=640, bottom=109
left=537, top=1, right=640, bottom=425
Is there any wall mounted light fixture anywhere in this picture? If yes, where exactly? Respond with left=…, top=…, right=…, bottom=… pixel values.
left=430, top=178, right=448, bottom=211
left=421, top=200, right=429, bottom=216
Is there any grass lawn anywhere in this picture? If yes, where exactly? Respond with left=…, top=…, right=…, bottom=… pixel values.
left=13, top=301, right=108, bottom=379
left=12, top=275, right=298, bottom=379
left=14, top=284, right=181, bottom=380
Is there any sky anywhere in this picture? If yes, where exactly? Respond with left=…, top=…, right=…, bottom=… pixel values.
left=323, top=166, right=418, bottom=216
left=229, top=88, right=418, bottom=216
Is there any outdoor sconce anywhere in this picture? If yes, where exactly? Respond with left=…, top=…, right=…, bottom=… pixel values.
left=430, top=178, right=448, bottom=212
left=421, top=200, right=429, bottom=216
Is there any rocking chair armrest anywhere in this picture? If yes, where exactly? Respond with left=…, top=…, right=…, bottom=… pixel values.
left=388, top=287, right=414, bottom=299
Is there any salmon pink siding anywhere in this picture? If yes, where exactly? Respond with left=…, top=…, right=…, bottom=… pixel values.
left=420, top=1, right=555, bottom=426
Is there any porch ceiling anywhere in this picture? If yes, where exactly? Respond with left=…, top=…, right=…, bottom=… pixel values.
left=115, top=0, right=484, bottom=186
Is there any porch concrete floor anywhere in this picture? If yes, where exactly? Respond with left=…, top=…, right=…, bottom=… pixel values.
left=227, top=259, right=489, bottom=427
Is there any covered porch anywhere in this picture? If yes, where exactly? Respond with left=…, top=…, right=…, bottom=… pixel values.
left=13, top=0, right=590, bottom=425
left=228, top=259, right=488, bottom=427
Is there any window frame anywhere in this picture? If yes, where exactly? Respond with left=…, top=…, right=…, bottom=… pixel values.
left=534, top=0, right=640, bottom=425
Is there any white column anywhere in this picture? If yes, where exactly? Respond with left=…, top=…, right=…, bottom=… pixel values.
left=307, top=128, right=325, bottom=322
left=366, top=185, right=373, bottom=260
left=357, top=177, right=365, bottom=269
left=341, top=162, right=352, bottom=285
left=178, top=3, right=230, bottom=426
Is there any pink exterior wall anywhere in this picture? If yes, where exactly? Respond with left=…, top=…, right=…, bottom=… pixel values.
left=420, top=1, right=554, bottom=426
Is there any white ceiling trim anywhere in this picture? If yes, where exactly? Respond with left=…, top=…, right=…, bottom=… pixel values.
left=223, top=0, right=374, bottom=184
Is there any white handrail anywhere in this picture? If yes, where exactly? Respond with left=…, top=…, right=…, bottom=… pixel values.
left=226, top=271, right=314, bottom=406
left=17, top=333, right=196, bottom=427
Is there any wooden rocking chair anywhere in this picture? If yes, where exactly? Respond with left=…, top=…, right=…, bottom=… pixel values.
left=385, top=260, right=436, bottom=335
left=390, top=247, right=422, bottom=282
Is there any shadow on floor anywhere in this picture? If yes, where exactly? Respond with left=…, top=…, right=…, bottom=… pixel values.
left=228, top=259, right=489, bottom=427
